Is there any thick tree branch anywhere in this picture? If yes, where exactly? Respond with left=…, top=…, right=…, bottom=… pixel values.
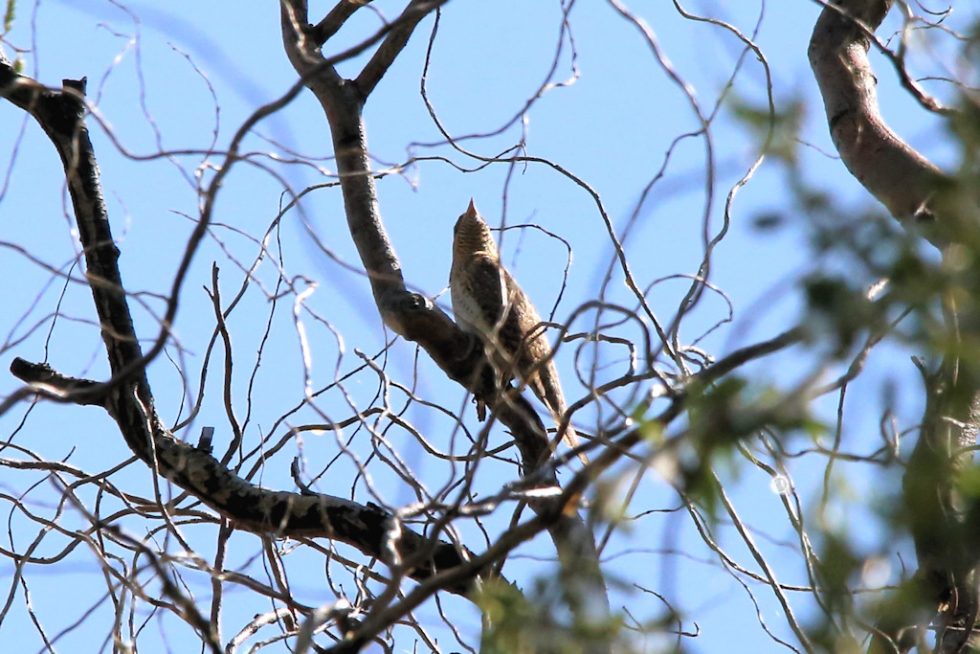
left=808, top=0, right=949, bottom=244
left=810, top=2, right=980, bottom=651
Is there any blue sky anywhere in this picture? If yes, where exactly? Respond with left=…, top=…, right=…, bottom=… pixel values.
left=1, top=1, right=977, bottom=652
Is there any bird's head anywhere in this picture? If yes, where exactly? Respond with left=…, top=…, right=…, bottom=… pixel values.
left=453, top=199, right=499, bottom=260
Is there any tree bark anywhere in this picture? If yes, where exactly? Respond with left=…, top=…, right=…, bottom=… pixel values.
left=809, top=2, right=980, bottom=651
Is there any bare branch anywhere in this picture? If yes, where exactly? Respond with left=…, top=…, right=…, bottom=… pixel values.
left=313, top=0, right=373, bottom=46
left=355, top=1, right=443, bottom=98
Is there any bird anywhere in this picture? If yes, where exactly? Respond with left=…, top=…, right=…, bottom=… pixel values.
left=449, top=199, right=585, bottom=462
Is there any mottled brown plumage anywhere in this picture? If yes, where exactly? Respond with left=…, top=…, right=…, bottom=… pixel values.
left=450, top=200, right=584, bottom=461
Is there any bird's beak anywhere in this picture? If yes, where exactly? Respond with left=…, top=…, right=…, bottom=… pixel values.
left=465, top=198, right=478, bottom=218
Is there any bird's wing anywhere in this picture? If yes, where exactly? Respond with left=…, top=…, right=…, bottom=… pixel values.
left=466, top=259, right=538, bottom=383
left=496, top=269, right=549, bottom=386
left=502, top=272, right=587, bottom=461
left=464, top=256, right=507, bottom=329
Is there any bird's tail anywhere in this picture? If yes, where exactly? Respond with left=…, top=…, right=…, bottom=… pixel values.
left=557, top=422, right=589, bottom=466
left=544, top=389, right=588, bottom=466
